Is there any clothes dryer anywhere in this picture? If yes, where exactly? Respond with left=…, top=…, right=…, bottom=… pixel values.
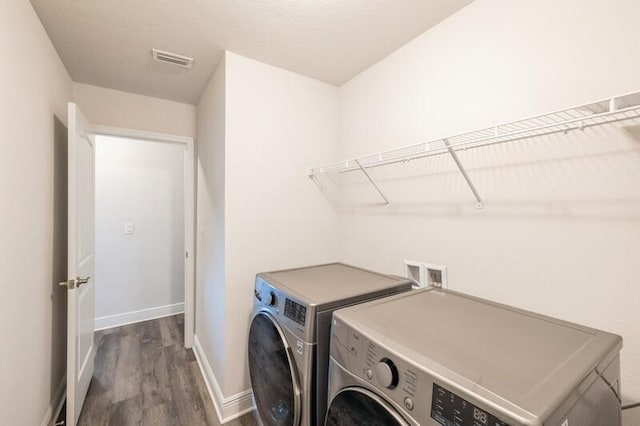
left=327, top=288, right=623, bottom=426
left=248, top=263, right=412, bottom=426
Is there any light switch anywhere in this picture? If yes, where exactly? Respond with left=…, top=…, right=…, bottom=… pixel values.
left=124, top=222, right=135, bottom=235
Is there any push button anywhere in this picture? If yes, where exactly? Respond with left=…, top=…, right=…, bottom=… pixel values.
left=404, top=397, right=414, bottom=411
left=348, top=331, right=360, bottom=356
left=365, top=369, right=373, bottom=380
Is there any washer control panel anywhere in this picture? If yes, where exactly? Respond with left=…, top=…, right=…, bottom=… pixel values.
left=431, top=384, right=510, bottom=426
left=331, top=316, right=514, bottom=425
left=331, top=317, right=428, bottom=422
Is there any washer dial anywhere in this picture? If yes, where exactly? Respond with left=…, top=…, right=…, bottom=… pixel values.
left=375, top=358, right=399, bottom=389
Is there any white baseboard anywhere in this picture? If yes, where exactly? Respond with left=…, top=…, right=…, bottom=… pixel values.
left=193, top=335, right=255, bottom=423
left=94, top=302, right=184, bottom=331
left=40, top=375, right=66, bottom=426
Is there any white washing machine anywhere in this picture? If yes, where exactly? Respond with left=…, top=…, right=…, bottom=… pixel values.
left=248, top=263, right=413, bottom=426
left=327, top=288, right=623, bottom=426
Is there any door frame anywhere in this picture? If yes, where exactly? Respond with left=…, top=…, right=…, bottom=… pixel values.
left=93, top=125, right=196, bottom=348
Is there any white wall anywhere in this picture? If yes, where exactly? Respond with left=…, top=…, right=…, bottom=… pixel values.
left=223, top=52, right=340, bottom=395
left=337, top=0, right=640, bottom=411
left=95, top=135, right=185, bottom=326
left=195, top=51, right=340, bottom=410
left=73, top=83, right=196, bottom=137
left=0, top=2, right=72, bottom=425
left=196, top=54, right=227, bottom=389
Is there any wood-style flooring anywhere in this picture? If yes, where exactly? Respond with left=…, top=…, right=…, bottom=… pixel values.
left=77, top=314, right=259, bottom=426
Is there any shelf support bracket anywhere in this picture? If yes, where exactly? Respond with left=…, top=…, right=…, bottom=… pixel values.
left=443, top=139, right=484, bottom=209
left=355, top=159, right=390, bottom=205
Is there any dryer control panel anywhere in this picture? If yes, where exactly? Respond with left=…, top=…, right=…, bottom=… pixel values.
left=254, top=276, right=312, bottom=342
left=284, top=298, right=307, bottom=326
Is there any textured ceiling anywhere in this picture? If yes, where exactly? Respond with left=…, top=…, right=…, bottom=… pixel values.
left=29, top=0, right=472, bottom=104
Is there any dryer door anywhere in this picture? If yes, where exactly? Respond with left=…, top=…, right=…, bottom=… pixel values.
left=325, top=387, right=408, bottom=426
left=248, top=312, right=301, bottom=426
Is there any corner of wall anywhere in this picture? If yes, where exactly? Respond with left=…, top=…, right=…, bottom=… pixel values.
left=192, top=335, right=254, bottom=423
left=38, top=376, right=66, bottom=426
left=194, top=45, right=230, bottom=406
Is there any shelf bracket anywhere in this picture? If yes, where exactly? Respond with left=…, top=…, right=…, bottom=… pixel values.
left=355, top=159, right=390, bottom=205
left=443, top=139, right=484, bottom=209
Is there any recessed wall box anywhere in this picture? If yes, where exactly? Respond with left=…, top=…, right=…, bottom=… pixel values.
left=425, top=263, right=447, bottom=288
left=404, top=260, right=426, bottom=288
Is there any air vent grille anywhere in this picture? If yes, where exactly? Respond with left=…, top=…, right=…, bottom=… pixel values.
left=152, top=49, right=194, bottom=68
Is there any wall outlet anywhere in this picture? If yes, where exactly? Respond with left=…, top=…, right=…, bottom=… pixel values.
left=425, top=263, right=447, bottom=288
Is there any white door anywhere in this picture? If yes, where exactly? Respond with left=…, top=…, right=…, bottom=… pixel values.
left=62, top=103, right=96, bottom=426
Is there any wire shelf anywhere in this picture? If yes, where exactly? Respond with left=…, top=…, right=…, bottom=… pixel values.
left=309, top=91, right=640, bottom=208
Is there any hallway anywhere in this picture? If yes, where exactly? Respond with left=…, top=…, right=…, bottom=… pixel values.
left=76, top=315, right=258, bottom=425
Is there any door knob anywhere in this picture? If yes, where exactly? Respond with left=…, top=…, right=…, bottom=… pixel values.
left=59, top=279, right=73, bottom=288
left=59, top=276, right=91, bottom=289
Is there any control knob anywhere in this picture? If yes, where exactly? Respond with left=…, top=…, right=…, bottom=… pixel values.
left=375, top=358, right=399, bottom=389
left=266, top=291, right=276, bottom=306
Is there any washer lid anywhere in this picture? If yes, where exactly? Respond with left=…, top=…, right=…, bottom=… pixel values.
left=334, top=288, right=622, bottom=420
left=258, top=263, right=412, bottom=309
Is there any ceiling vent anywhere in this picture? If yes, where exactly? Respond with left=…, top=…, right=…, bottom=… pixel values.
left=152, top=49, right=194, bottom=68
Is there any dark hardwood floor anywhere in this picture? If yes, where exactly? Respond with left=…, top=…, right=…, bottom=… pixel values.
left=77, top=314, right=258, bottom=426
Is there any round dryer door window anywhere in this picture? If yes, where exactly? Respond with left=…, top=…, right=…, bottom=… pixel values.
left=325, top=387, right=408, bottom=426
left=248, top=313, right=300, bottom=426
